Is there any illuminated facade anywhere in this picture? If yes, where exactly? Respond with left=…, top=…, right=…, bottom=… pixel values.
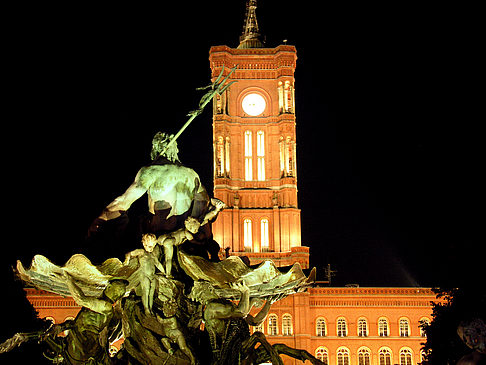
left=210, top=42, right=309, bottom=268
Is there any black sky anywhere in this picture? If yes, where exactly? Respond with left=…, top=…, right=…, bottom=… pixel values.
left=1, top=1, right=482, bottom=332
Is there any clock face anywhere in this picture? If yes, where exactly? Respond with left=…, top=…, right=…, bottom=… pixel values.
left=242, top=93, right=266, bottom=116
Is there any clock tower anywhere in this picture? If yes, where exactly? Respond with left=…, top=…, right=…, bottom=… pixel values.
left=209, top=0, right=309, bottom=268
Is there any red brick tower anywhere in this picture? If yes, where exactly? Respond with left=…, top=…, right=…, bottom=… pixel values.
left=210, top=0, right=309, bottom=268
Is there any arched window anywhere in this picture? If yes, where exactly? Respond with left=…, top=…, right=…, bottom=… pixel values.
left=282, top=314, right=292, bottom=335
left=278, top=81, right=284, bottom=113
left=315, top=347, right=328, bottom=365
left=62, top=316, right=75, bottom=336
left=378, top=317, right=389, bottom=337
left=316, top=317, right=327, bottom=336
left=337, top=347, right=350, bottom=365
left=243, top=219, right=252, bottom=252
left=379, top=347, right=392, bottom=365
left=279, top=136, right=295, bottom=177
left=260, top=218, right=269, bottom=252
left=244, top=130, right=252, bottom=181
left=225, top=137, right=230, bottom=175
left=400, top=318, right=410, bottom=337
left=268, top=314, right=278, bottom=336
left=400, top=348, right=413, bottom=365
left=420, top=317, right=430, bottom=337
left=358, top=347, right=371, bottom=365
left=357, top=318, right=368, bottom=337
left=256, top=130, right=265, bottom=181
left=283, top=81, right=294, bottom=113
left=215, top=136, right=225, bottom=177
left=337, top=318, right=348, bottom=337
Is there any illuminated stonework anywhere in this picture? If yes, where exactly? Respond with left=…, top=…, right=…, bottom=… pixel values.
left=210, top=44, right=307, bottom=268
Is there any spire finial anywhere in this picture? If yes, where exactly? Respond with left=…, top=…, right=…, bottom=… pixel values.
left=238, top=0, right=265, bottom=49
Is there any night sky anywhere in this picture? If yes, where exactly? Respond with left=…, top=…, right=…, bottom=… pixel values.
left=1, top=1, right=482, bottom=349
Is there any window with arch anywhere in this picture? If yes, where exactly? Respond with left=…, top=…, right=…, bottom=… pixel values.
left=420, top=317, right=431, bottom=337
left=315, top=347, right=328, bottom=365
left=400, top=318, right=410, bottom=337
left=358, top=347, right=371, bottom=365
left=379, top=348, right=392, bottom=365
left=279, top=136, right=296, bottom=177
left=62, top=316, right=75, bottom=336
left=282, top=314, right=293, bottom=336
left=316, top=317, right=327, bottom=336
left=336, top=347, right=350, bottom=365
left=337, top=318, right=348, bottom=337
left=243, top=219, right=252, bottom=252
left=400, top=348, right=413, bottom=365
left=278, top=81, right=284, bottom=113
left=244, top=130, right=252, bottom=181
left=357, top=318, right=368, bottom=337
left=268, top=314, right=278, bottom=336
left=256, top=130, right=265, bottom=181
left=260, top=218, right=269, bottom=252
left=378, top=317, right=389, bottom=337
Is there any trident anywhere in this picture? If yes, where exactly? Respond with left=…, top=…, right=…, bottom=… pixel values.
left=162, top=65, right=237, bottom=155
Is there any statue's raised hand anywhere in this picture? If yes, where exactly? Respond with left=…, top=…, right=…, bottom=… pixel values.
left=230, top=281, right=250, bottom=294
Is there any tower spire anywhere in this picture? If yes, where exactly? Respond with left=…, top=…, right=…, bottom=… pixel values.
left=238, top=0, right=265, bottom=49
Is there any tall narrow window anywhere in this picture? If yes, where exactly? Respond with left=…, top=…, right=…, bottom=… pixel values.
left=379, top=348, right=392, bottom=365
left=315, top=347, right=328, bottom=365
left=358, top=318, right=368, bottom=337
left=337, top=318, right=348, bottom=337
left=282, top=314, right=292, bottom=335
left=278, top=81, right=284, bottom=113
left=399, top=348, right=413, bottom=365
left=420, top=318, right=430, bottom=337
left=244, top=131, right=252, bottom=181
left=257, top=130, right=265, bottom=181
left=400, top=318, right=410, bottom=337
left=260, top=218, right=269, bottom=252
left=379, top=318, right=389, bottom=337
left=316, top=318, right=327, bottom=336
left=268, top=314, right=278, bottom=336
left=225, top=137, right=230, bottom=176
left=286, top=136, right=294, bottom=176
left=337, top=347, right=350, bottom=365
left=358, top=348, right=371, bottom=365
left=215, top=136, right=225, bottom=177
left=243, top=219, right=252, bottom=252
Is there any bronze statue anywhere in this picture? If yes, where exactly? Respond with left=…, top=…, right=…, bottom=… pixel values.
left=4, top=72, right=326, bottom=364
left=189, top=281, right=323, bottom=365
left=457, top=318, right=486, bottom=365
left=1, top=275, right=127, bottom=364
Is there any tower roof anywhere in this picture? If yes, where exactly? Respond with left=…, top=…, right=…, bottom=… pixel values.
left=237, top=0, right=265, bottom=49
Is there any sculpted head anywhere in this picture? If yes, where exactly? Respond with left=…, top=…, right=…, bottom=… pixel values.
left=151, top=132, right=180, bottom=163
left=184, top=217, right=201, bottom=234
left=142, top=233, right=157, bottom=252
left=457, top=318, right=486, bottom=353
